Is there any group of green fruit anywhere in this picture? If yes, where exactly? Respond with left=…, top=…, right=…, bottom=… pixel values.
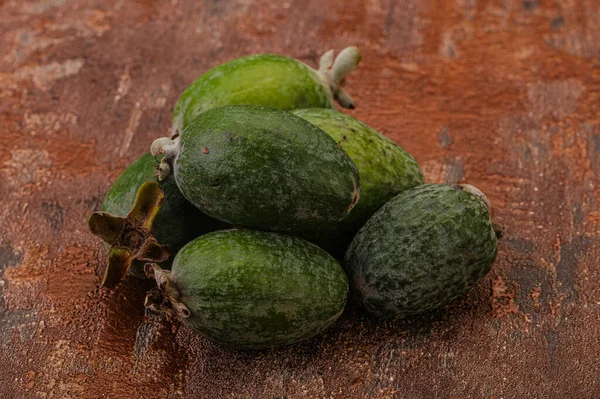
left=89, top=47, right=500, bottom=350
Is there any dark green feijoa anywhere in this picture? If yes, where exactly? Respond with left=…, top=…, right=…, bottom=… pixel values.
left=102, top=153, right=223, bottom=248
left=151, top=105, right=361, bottom=233
left=172, top=47, right=360, bottom=135
left=291, top=108, right=424, bottom=255
left=145, top=229, right=348, bottom=350
left=345, top=184, right=499, bottom=318
left=89, top=153, right=227, bottom=287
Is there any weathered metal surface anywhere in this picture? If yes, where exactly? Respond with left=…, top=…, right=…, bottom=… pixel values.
left=1, top=0, right=599, bottom=398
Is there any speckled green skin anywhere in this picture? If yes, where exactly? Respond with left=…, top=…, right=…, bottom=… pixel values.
left=102, top=153, right=226, bottom=271
left=174, top=105, right=360, bottom=233
left=291, top=109, right=424, bottom=255
left=169, top=229, right=348, bottom=349
left=172, top=54, right=333, bottom=135
left=345, top=184, right=498, bottom=318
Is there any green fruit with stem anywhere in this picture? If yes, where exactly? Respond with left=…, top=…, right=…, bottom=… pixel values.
left=152, top=105, right=361, bottom=233
left=172, top=47, right=361, bottom=135
left=146, top=229, right=348, bottom=350
left=88, top=153, right=226, bottom=288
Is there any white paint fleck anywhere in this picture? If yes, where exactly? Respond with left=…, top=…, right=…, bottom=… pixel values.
left=22, top=112, right=78, bottom=135
left=16, top=58, right=85, bottom=90
left=22, top=0, right=68, bottom=14
left=440, top=31, right=458, bottom=59
left=4, top=30, right=67, bottom=65
left=114, top=64, right=132, bottom=102
left=119, top=102, right=143, bottom=157
left=3, top=149, right=53, bottom=187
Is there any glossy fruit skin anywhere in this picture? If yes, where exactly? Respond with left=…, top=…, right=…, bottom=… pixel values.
left=170, top=229, right=348, bottom=349
left=172, top=54, right=333, bottom=135
left=345, top=184, right=498, bottom=318
left=291, top=109, right=424, bottom=255
left=102, top=153, right=225, bottom=269
left=173, top=105, right=360, bottom=233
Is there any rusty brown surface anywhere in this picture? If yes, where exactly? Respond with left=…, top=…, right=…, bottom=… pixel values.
left=1, top=0, right=599, bottom=398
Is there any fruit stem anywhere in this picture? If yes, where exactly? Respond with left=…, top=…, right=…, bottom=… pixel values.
left=492, top=222, right=505, bottom=239
left=144, top=263, right=191, bottom=319
left=317, top=47, right=361, bottom=109
left=150, top=136, right=180, bottom=181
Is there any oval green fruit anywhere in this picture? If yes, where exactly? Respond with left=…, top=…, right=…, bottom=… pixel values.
left=146, top=229, right=348, bottom=350
left=172, top=47, right=361, bottom=135
left=152, top=105, right=361, bottom=233
left=291, top=109, right=424, bottom=255
left=345, top=184, right=499, bottom=318
left=100, top=153, right=226, bottom=278
left=102, top=153, right=220, bottom=250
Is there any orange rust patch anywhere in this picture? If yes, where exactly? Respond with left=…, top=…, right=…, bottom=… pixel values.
left=43, top=245, right=98, bottom=308
left=490, top=274, right=520, bottom=318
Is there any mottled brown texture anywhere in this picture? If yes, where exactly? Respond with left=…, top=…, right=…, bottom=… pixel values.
left=1, top=0, right=599, bottom=398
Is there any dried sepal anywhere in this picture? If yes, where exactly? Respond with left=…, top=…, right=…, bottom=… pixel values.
left=144, top=263, right=190, bottom=319
left=150, top=136, right=180, bottom=181
left=317, top=46, right=361, bottom=109
left=102, top=247, right=134, bottom=289
left=88, top=212, right=127, bottom=245
left=88, top=181, right=170, bottom=289
left=128, top=181, right=164, bottom=229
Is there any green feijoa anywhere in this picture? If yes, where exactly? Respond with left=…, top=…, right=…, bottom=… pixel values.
left=291, top=108, right=424, bottom=256
left=345, top=184, right=499, bottom=318
left=102, top=153, right=222, bottom=249
left=91, top=153, right=226, bottom=285
left=151, top=105, right=361, bottom=233
left=145, top=229, right=348, bottom=350
left=172, top=47, right=360, bottom=135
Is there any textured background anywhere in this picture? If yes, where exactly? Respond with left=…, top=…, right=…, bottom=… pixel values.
left=1, top=0, right=599, bottom=398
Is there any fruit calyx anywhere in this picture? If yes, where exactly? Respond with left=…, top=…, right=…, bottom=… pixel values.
left=453, top=184, right=504, bottom=239
left=150, top=135, right=181, bottom=181
left=144, top=263, right=191, bottom=319
left=89, top=181, right=170, bottom=288
left=317, top=47, right=361, bottom=109
left=454, top=183, right=490, bottom=210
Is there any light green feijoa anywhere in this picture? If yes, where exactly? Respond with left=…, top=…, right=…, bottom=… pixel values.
left=172, top=47, right=361, bottom=135
left=145, top=229, right=349, bottom=350
left=291, top=108, right=424, bottom=256
left=152, top=105, right=361, bottom=233
left=345, top=184, right=500, bottom=318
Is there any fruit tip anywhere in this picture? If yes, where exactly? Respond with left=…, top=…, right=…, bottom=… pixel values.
left=455, top=184, right=491, bottom=210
